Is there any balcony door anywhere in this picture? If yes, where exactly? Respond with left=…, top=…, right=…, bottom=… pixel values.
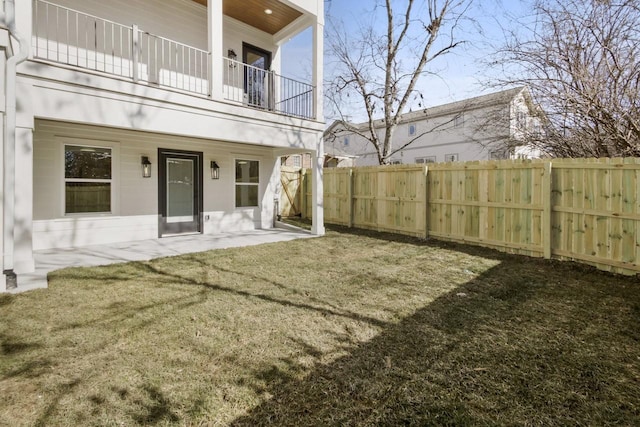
left=243, top=43, right=272, bottom=109
left=158, top=149, right=203, bottom=236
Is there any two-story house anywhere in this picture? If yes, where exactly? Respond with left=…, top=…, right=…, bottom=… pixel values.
left=325, top=87, right=544, bottom=166
left=0, top=0, right=325, bottom=291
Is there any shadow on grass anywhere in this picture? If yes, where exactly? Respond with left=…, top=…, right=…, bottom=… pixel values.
left=229, top=252, right=639, bottom=425
left=3, top=227, right=638, bottom=425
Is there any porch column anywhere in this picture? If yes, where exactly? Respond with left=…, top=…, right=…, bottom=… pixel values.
left=311, top=136, right=325, bottom=236
left=14, top=0, right=33, bottom=59
left=208, top=0, right=224, bottom=101
left=312, top=14, right=324, bottom=120
left=13, top=125, right=35, bottom=274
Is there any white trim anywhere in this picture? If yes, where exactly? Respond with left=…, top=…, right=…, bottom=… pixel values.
left=415, top=156, right=436, bottom=164
left=444, top=153, right=459, bottom=162
left=58, top=137, right=121, bottom=217
left=234, top=157, right=260, bottom=208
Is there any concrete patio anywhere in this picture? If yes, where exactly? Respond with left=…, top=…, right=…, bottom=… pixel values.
left=11, top=224, right=315, bottom=294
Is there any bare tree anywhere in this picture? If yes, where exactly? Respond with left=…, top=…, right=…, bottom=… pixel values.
left=490, top=0, right=640, bottom=157
left=325, top=0, right=474, bottom=165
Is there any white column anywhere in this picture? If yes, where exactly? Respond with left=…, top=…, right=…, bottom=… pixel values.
left=14, top=0, right=33, bottom=60
left=311, top=136, right=325, bottom=236
left=312, top=16, right=324, bottom=121
left=208, top=0, right=224, bottom=101
left=13, top=125, right=35, bottom=274
left=0, top=101, right=4, bottom=291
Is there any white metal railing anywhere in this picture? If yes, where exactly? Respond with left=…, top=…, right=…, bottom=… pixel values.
left=224, top=58, right=315, bottom=119
left=33, top=0, right=209, bottom=95
left=32, top=0, right=315, bottom=118
left=33, top=0, right=134, bottom=78
left=136, top=30, right=209, bottom=95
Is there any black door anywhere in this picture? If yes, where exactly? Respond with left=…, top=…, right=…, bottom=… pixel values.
left=158, top=149, right=203, bottom=236
left=243, top=43, right=272, bottom=109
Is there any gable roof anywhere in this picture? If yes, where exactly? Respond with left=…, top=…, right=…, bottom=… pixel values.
left=324, top=144, right=358, bottom=159
left=325, top=86, right=531, bottom=136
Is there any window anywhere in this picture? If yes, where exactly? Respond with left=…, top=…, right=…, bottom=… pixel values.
left=415, top=156, right=436, bottom=164
left=390, top=160, right=402, bottom=165
left=64, top=145, right=112, bottom=214
left=516, top=111, right=526, bottom=128
left=235, top=159, right=259, bottom=207
left=444, top=153, right=459, bottom=162
left=343, top=137, right=350, bottom=146
left=489, top=150, right=507, bottom=160
left=532, top=123, right=542, bottom=138
left=292, top=155, right=301, bottom=167
left=408, top=123, right=417, bottom=136
left=454, top=113, right=464, bottom=127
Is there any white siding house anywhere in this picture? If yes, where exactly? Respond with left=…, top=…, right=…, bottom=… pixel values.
left=325, top=87, right=543, bottom=166
left=0, top=0, right=325, bottom=291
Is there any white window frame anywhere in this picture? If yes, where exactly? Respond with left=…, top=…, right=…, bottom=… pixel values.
left=415, top=156, right=436, bottom=164
left=234, top=158, right=260, bottom=208
left=60, top=140, right=119, bottom=217
left=292, top=155, right=301, bottom=168
left=444, top=153, right=459, bottom=162
left=408, top=123, right=417, bottom=136
left=454, top=113, right=464, bottom=127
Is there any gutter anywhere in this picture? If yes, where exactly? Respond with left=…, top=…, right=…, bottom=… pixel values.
left=2, top=0, right=29, bottom=289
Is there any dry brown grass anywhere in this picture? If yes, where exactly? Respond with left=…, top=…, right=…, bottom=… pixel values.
left=1, top=226, right=638, bottom=426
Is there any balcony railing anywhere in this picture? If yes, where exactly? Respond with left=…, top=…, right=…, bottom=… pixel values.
left=31, top=0, right=315, bottom=119
left=33, top=0, right=209, bottom=95
left=223, top=58, right=315, bottom=119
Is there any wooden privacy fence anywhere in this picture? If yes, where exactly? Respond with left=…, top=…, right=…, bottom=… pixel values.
left=296, top=158, right=640, bottom=276
left=280, top=166, right=306, bottom=217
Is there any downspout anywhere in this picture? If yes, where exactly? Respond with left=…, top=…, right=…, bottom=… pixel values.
left=2, top=0, right=29, bottom=289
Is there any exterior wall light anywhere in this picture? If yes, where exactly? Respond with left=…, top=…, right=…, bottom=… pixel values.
left=141, top=156, right=152, bottom=178
left=210, top=161, right=220, bottom=180
left=227, top=49, right=237, bottom=67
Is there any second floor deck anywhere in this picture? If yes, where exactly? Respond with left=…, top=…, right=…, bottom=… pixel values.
left=27, top=0, right=320, bottom=121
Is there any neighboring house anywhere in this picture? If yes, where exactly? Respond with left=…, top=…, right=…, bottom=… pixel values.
left=0, top=0, right=325, bottom=291
left=323, top=145, right=357, bottom=168
left=281, top=153, right=313, bottom=169
left=325, top=87, right=544, bottom=166
left=280, top=146, right=356, bottom=169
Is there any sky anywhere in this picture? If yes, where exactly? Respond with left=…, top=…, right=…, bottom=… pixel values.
left=281, top=0, right=533, bottom=123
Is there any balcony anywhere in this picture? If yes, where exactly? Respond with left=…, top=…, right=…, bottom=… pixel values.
left=31, top=0, right=316, bottom=120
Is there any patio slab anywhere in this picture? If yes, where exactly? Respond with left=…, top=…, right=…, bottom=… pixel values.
left=11, top=224, right=315, bottom=294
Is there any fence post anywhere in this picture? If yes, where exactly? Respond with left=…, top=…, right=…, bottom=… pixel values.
left=298, top=168, right=304, bottom=218
left=348, top=168, right=354, bottom=228
left=132, top=24, right=139, bottom=82
left=424, top=165, right=430, bottom=239
left=542, top=161, right=552, bottom=259
left=300, top=168, right=307, bottom=219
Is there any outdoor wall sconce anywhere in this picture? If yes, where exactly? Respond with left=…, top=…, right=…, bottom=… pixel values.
left=210, top=161, right=220, bottom=180
left=228, top=49, right=237, bottom=67
left=141, top=156, right=152, bottom=178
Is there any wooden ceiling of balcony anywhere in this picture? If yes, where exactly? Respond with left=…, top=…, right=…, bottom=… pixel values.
left=191, top=0, right=303, bottom=35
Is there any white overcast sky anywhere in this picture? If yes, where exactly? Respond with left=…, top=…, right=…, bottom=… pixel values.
left=281, top=0, right=532, bottom=122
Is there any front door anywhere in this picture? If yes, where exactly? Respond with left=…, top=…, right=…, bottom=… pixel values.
left=243, top=43, right=272, bottom=109
left=158, top=149, right=203, bottom=236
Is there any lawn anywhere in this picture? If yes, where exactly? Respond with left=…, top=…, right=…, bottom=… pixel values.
left=1, top=226, right=639, bottom=426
